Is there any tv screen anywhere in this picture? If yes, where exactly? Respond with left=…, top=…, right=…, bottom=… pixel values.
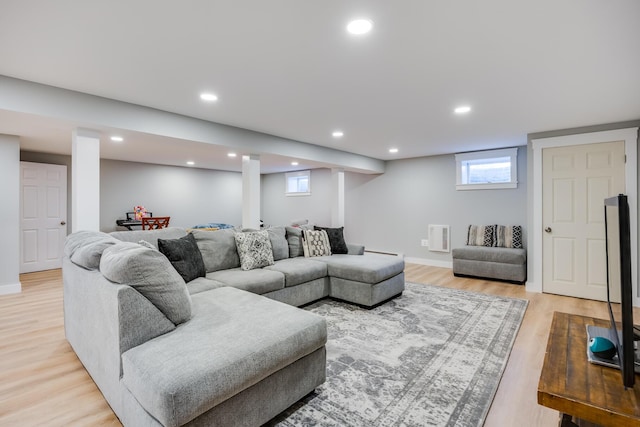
left=604, top=194, right=635, bottom=388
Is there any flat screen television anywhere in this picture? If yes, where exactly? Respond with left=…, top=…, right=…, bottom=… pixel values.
left=604, top=194, right=635, bottom=388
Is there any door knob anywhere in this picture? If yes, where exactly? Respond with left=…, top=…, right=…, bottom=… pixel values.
left=60, top=221, right=66, bottom=226
left=544, top=227, right=552, bottom=233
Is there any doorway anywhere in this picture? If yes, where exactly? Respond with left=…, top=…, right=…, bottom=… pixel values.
left=531, top=127, right=638, bottom=303
left=20, top=162, right=67, bottom=273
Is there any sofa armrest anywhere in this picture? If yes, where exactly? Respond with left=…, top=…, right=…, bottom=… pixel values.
left=347, top=243, right=365, bottom=255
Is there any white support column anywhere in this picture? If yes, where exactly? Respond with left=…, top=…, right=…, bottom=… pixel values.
left=0, top=135, right=21, bottom=294
left=72, top=128, right=100, bottom=232
left=242, top=154, right=261, bottom=230
left=331, top=168, right=345, bottom=227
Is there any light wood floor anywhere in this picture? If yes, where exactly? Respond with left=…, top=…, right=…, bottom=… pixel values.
left=1, top=265, right=634, bottom=426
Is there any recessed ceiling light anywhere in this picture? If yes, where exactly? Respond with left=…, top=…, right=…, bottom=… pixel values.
left=200, top=93, right=218, bottom=102
left=454, top=105, right=471, bottom=114
left=332, top=131, right=344, bottom=138
left=291, top=161, right=299, bottom=166
left=389, top=148, right=399, bottom=154
left=227, top=152, right=237, bottom=158
left=347, top=19, right=373, bottom=35
left=186, top=161, right=195, bottom=166
left=110, top=136, right=123, bottom=142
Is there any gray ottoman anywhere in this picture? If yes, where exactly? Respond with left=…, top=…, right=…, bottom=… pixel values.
left=452, top=246, right=526, bottom=284
left=318, top=253, right=405, bottom=307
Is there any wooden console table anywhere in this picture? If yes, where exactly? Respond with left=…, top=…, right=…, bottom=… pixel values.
left=538, top=312, right=640, bottom=426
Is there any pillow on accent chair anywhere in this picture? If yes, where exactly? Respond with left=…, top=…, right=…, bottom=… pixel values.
left=467, top=225, right=496, bottom=247
left=302, top=229, right=332, bottom=257
left=494, top=225, right=523, bottom=249
left=158, top=233, right=206, bottom=283
left=234, top=230, right=275, bottom=271
left=314, top=226, right=349, bottom=254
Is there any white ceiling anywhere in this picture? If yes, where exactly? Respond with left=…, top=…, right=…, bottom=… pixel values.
left=0, top=1, right=639, bottom=173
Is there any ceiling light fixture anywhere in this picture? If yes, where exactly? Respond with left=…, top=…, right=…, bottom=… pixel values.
left=389, top=148, right=399, bottom=154
left=332, top=131, right=344, bottom=138
left=291, top=161, right=299, bottom=166
left=347, top=19, right=373, bottom=35
left=200, top=93, right=218, bottom=102
left=454, top=105, right=471, bottom=114
left=110, top=136, right=124, bottom=142
left=227, top=152, right=237, bottom=158
left=186, top=161, right=195, bottom=166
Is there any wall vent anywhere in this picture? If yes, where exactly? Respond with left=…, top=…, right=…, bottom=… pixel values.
left=428, top=224, right=450, bottom=252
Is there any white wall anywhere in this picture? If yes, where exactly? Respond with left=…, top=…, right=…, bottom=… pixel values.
left=261, top=168, right=333, bottom=228
left=0, top=135, right=21, bottom=294
left=101, top=159, right=242, bottom=231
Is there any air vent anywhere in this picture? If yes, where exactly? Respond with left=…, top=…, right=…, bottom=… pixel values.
left=428, top=224, right=450, bottom=252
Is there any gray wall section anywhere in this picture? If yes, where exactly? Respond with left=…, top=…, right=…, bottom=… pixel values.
left=261, top=169, right=333, bottom=229
left=262, top=147, right=527, bottom=262
left=345, top=147, right=527, bottom=260
left=100, top=160, right=242, bottom=232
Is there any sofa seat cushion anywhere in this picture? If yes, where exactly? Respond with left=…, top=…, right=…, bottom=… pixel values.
left=451, top=246, right=526, bottom=265
left=265, top=258, right=328, bottom=287
left=317, top=253, right=405, bottom=284
left=185, top=277, right=226, bottom=295
left=206, top=268, right=284, bottom=294
left=121, top=287, right=327, bottom=427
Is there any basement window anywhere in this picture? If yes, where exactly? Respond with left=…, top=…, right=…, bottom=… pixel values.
left=286, top=170, right=311, bottom=196
left=455, top=148, right=518, bottom=190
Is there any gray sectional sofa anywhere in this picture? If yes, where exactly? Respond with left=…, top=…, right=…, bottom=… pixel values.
left=63, top=226, right=405, bottom=426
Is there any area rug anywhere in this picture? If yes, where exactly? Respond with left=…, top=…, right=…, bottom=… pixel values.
left=270, top=282, right=528, bottom=427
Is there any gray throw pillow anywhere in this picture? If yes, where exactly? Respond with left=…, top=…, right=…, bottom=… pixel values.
left=234, top=230, right=275, bottom=271
left=314, top=226, right=348, bottom=254
left=266, top=226, right=289, bottom=261
left=158, top=233, right=206, bottom=283
left=100, top=242, right=192, bottom=325
left=285, top=226, right=305, bottom=258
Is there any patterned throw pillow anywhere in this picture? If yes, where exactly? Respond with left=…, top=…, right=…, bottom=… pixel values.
left=314, top=226, right=349, bottom=254
left=495, top=225, right=523, bottom=249
left=234, top=230, right=275, bottom=271
left=466, top=225, right=496, bottom=247
left=302, top=229, right=332, bottom=257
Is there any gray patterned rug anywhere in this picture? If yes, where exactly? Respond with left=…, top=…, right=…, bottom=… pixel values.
left=270, top=282, right=528, bottom=427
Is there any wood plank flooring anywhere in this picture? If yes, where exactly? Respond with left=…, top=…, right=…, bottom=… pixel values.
left=1, top=265, right=634, bottom=426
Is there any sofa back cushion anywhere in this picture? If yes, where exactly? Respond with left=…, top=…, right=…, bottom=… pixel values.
left=285, top=226, right=305, bottom=258
left=110, top=227, right=187, bottom=248
left=101, top=242, right=192, bottom=325
left=191, top=228, right=241, bottom=272
left=266, top=226, right=289, bottom=261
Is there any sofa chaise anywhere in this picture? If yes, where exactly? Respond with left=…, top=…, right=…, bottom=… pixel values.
left=63, top=226, right=405, bottom=426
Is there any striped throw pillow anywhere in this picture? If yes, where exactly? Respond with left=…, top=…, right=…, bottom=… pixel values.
left=467, top=225, right=495, bottom=247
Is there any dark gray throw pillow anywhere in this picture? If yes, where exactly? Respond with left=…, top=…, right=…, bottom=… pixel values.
left=158, top=233, right=206, bottom=283
left=314, top=226, right=349, bottom=254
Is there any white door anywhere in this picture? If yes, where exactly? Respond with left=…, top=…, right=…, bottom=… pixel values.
left=20, top=162, right=68, bottom=273
left=542, top=141, right=625, bottom=300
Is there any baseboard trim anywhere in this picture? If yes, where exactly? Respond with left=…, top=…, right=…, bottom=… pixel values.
left=405, top=257, right=453, bottom=269
left=0, top=282, right=22, bottom=295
